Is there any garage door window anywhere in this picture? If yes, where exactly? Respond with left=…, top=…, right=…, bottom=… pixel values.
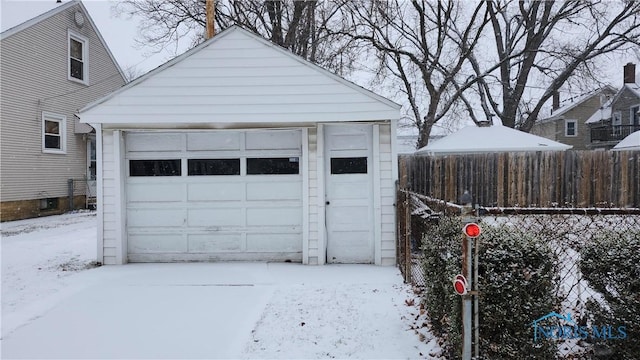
left=247, top=157, right=299, bottom=175
left=130, top=159, right=181, bottom=176
left=188, top=159, right=240, bottom=176
left=331, top=157, right=367, bottom=174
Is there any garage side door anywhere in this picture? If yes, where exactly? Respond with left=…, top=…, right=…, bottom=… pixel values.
left=125, top=130, right=303, bottom=262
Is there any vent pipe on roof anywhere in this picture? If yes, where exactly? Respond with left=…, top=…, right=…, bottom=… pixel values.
left=56, top=0, right=62, bottom=3
left=624, top=63, right=636, bottom=84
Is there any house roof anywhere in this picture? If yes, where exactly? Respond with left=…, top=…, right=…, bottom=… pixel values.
left=0, top=0, right=124, bottom=80
left=537, top=87, right=616, bottom=124
left=612, top=130, right=640, bottom=151
left=79, top=26, right=401, bottom=125
left=586, top=83, right=640, bottom=124
left=415, top=124, right=572, bottom=155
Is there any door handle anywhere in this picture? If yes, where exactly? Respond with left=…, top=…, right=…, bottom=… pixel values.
left=326, top=201, right=330, bottom=205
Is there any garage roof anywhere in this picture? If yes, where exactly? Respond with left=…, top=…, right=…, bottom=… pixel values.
left=79, top=26, right=400, bottom=126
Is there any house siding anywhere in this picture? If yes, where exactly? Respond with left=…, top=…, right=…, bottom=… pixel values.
left=612, top=87, right=640, bottom=126
left=532, top=90, right=615, bottom=150
left=0, top=3, right=125, bottom=215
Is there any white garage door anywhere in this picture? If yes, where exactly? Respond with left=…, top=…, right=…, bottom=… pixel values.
left=125, top=130, right=303, bottom=262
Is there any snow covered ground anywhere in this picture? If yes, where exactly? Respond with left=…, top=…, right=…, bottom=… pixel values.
left=1, top=212, right=439, bottom=359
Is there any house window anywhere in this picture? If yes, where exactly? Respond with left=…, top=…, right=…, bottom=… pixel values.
left=564, top=120, right=577, bottom=137
left=68, top=31, right=88, bottom=84
left=188, top=159, right=240, bottom=176
left=129, top=160, right=181, bottom=176
left=631, top=106, right=640, bottom=126
left=613, top=111, right=622, bottom=136
left=247, top=158, right=299, bottom=175
left=42, top=112, right=66, bottom=153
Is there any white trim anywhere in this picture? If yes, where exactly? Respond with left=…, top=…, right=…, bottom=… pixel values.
left=302, top=128, right=310, bottom=265
left=41, top=111, right=67, bottom=154
left=564, top=119, right=578, bottom=137
left=0, top=0, right=77, bottom=40
left=68, top=29, right=89, bottom=85
left=372, top=124, right=382, bottom=265
left=113, top=130, right=127, bottom=264
left=316, top=124, right=326, bottom=265
left=390, top=120, right=399, bottom=183
left=96, top=124, right=104, bottom=263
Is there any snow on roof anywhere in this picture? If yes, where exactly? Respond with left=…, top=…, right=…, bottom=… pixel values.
left=612, top=130, right=640, bottom=151
left=539, top=87, right=615, bottom=123
left=586, top=83, right=640, bottom=124
left=414, top=124, right=572, bottom=155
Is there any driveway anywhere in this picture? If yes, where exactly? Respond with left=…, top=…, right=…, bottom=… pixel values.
left=1, top=262, right=434, bottom=359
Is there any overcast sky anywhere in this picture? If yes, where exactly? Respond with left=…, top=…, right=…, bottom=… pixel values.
left=1, top=0, right=178, bottom=74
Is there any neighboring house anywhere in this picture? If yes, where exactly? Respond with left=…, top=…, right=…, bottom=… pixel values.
left=79, top=26, right=400, bottom=266
left=0, top=0, right=126, bottom=221
left=585, top=63, right=640, bottom=150
left=415, top=122, right=571, bottom=155
left=532, top=87, right=617, bottom=150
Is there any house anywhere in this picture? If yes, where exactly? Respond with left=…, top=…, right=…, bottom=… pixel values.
left=78, top=26, right=400, bottom=266
left=0, top=0, right=126, bottom=221
left=531, top=87, right=617, bottom=150
left=414, top=122, right=572, bottom=155
left=585, top=63, right=640, bottom=150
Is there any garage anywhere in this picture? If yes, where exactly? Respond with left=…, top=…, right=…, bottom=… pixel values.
left=125, top=130, right=303, bottom=262
left=80, top=26, right=400, bottom=265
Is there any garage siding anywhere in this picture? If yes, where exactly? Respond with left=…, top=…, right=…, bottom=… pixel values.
left=307, top=127, right=319, bottom=265
left=379, top=123, right=396, bottom=265
left=101, top=129, right=118, bottom=265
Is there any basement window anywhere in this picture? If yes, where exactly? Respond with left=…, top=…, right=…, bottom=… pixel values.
left=188, top=159, right=240, bottom=176
left=247, top=157, right=299, bottom=175
left=129, top=160, right=181, bottom=176
left=39, top=198, right=58, bottom=210
left=331, top=157, right=368, bottom=174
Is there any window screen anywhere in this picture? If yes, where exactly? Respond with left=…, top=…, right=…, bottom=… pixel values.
left=247, top=157, right=299, bottom=175
left=188, top=159, right=240, bottom=176
left=330, top=157, right=367, bottom=174
left=130, top=159, right=181, bottom=176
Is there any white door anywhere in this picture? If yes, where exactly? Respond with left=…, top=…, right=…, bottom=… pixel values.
left=324, top=124, right=374, bottom=263
left=125, top=130, right=303, bottom=262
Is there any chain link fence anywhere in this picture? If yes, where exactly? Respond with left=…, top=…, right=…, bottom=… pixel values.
left=397, top=186, right=640, bottom=359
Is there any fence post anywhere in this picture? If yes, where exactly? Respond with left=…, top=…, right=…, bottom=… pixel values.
left=68, top=179, right=74, bottom=211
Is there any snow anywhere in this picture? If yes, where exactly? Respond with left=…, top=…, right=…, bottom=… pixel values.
left=415, top=124, right=572, bottom=155
left=1, top=212, right=438, bottom=359
left=612, top=130, right=640, bottom=151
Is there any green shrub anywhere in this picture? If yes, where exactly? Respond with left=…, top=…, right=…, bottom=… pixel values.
left=479, top=225, right=560, bottom=359
left=421, top=219, right=560, bottom=359
left=580, top=229, right=640, bottom=359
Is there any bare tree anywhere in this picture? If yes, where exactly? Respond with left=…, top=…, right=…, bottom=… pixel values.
left=471, top=0, right=640, bottom=131
left=342, top=0, right=492, bottom=148
left=113, top=0, right=357, bottom=74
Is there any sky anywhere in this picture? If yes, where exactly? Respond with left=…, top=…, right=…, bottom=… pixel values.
left=0, top=0, right=178, bottom=75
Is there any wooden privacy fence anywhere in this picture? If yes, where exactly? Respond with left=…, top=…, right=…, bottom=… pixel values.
left=399, top=150, right=640, bottom=208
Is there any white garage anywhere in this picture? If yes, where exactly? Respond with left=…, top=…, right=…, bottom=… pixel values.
left=80, top=26, right=400, bottom=265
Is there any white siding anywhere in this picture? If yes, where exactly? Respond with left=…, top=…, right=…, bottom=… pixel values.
left=379, top=124, right=396, bottom=265
left=81, top=27, right=399, bottom=125
left=307, top=127, right=319, bottom=265
left=101, top=129, right=118, bottom=264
